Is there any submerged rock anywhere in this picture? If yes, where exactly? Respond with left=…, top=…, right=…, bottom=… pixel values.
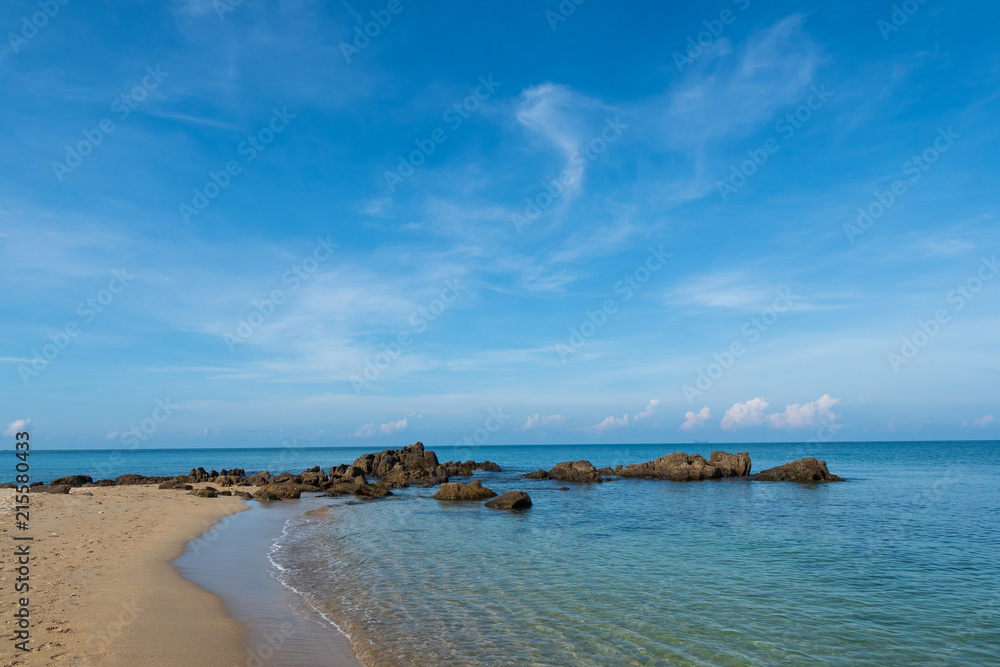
left=433, top=480, right=497, bottom=500
left=485, top=491, right=532, bottom=509
left=523, top=469, right=549, bottom=480
left=614, top=451, right=751, bottom=481
left=752, top=457, right=844, bottom=482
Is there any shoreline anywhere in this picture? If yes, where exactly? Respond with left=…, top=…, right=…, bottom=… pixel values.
left=1, top=485, right=248, bottom=666
left=174, top=496, right=361, bottom=667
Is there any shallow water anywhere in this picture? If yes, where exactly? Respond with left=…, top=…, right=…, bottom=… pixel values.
left=267, top=442, right=1000, bottom=666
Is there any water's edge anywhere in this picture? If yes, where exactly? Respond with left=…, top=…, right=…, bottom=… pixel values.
left=174, top=496, right=361, bottom=667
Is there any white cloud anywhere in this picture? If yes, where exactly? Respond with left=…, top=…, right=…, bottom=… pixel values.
left=721, top=395, right=840, bottom=430
left=975, top=415, right=994, bottom=427
left=591, top=399, right=660, bottom=431
left=106, top=431, right=118, bottom=439
left=3, top=418, right=30, bottom=437
left=680, top=406, right=711, bottom=431
left=353, top=423, right=376, bottom=438
left=379, top=418, right=408, bottom=435
left=633, top=399, right=660, bottom=421
left=523, top=414, right=566, bottom=430
left=721, top=398, right=769, bottom=430
left=766, top=394, right=840, bottom=429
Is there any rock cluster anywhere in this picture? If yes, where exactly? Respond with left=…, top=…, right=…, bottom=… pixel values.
left=752, top=457, right=844, bottom=482
left=614, top=451, right=752, bottom=481
left=524, top=460, right=604, bottom=483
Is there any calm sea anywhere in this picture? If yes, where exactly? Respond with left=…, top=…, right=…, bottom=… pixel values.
left=16, top=442, right=1000, bottom=665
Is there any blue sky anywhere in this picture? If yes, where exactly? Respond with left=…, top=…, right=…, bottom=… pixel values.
left=2, top=0, right=998, bottom=449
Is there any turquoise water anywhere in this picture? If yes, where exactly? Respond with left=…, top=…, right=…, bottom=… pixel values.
left=17, top=442, right=1000, bottom=664
left=268, top=442, right=1000, bottom=666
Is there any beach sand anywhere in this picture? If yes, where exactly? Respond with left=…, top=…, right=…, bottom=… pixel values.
left=1, top=485, right=249, bottom=666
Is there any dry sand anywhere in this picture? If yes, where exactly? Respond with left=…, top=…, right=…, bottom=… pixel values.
left=1, top=485, right=249, bottom=666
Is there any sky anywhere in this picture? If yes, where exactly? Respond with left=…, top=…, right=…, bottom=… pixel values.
left=1, top=0, right=998, bottom=449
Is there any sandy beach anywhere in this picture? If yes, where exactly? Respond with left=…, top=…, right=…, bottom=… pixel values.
left=1, top=485, right=248, bottom=667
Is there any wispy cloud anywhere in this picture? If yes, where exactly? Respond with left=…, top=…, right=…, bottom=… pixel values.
left=590, top=399, right=660, bottom=432
left=4, top=418, right=30, bottom=436
left=523, top=413, right=566, bottom=430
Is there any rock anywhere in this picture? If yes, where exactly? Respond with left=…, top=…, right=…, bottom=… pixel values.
left=158, top=479, right=185, bottom=490
left=254, top=483, right=302, bottom=500
left=477, top=461, right=502, bottom=472
left=255, top=491, right=283, bottom=501
left=353, top=442, right=440, bottom=478
left=708, top=451, right=752, bottom=476
left=50, top=475, right=93, bottom=487
left=243, top=472, right=271, bottom=486
left=548, top=460, right=603, bottom=483
left=96, top=479, right=117, bottom=487
left=614, top=451, right=751, bottom=482
left=752, top=457, right=844, bottom=482
left=189, top=487, right=218, bottom=498
left=235, top=491, right=253, bottom=500
left=115, top=474, right=148, bottom=486
left=189, top=467, right=211, bottom=482
left=433, top=480, right=497, bottom=500
left=33, top=485, right=71, bottom=494
left=523, top=469, right=549, bottom=480
left=0, top=483, right=15, bottom=489
left=596, top=467, right=615, bottom=476
left=219, top=490, right=232, bottom=496
left=485, top=491, right=532, bottom=509
left=353, top=483, right=393, bottom=497
left=74, top=491, right=94, bottom=496
left=272, top=472, right=302, bottom=484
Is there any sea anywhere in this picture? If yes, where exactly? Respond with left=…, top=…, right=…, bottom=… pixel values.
left=14, top=441, right=1000, bottom=665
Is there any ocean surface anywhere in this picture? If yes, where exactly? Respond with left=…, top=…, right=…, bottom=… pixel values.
left=17, top=441, right=1000, bottom=665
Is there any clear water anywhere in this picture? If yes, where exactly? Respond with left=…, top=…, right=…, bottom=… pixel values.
left=18, top=442, right=1000, bottom=665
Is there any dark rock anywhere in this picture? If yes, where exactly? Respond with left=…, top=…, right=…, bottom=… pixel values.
left=189, top=467, right=211, bottom=483
left=235, top=491, right=253, bottom=500
left=272, top=472, right=302, bottom=484
left=0, top=483, right=15, bottom=489
left=548, top=460, right=603, bottom=483
left=752, top=457, right=844, bottom=482
left=219, top=490, right=232, bottom=496
left=30, top=481, right=44, bottom=487
left=243, top=472, right=271, bottom=486
left=158, top=479, right=185, bottom=490
left=523, top=469, right=549, bottom=479
left=485, top=491, right=532, bottom=509
left=96, top=479, right=117, bottom=487
left=433, top=480, right=497, bottom=500
left=33, top=485, right=71, bottom=494
left=596, top=467, right=615, bottom=476
left=115, top=474, right=148, bottom=485
left=559, top=487, right=570, bottom=490
left=254, top=483, right=302, bottom=500
left=255, top=491, right=283, bottom=501
left=50, top=475, right=93, bottom=487
left=614, top=451, right=751, bottom=482
left=353, top=441, right=439, bottom=478
left=353, top=483, right=393, bottom=497
left=189, top=487, right=218, bottom=498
